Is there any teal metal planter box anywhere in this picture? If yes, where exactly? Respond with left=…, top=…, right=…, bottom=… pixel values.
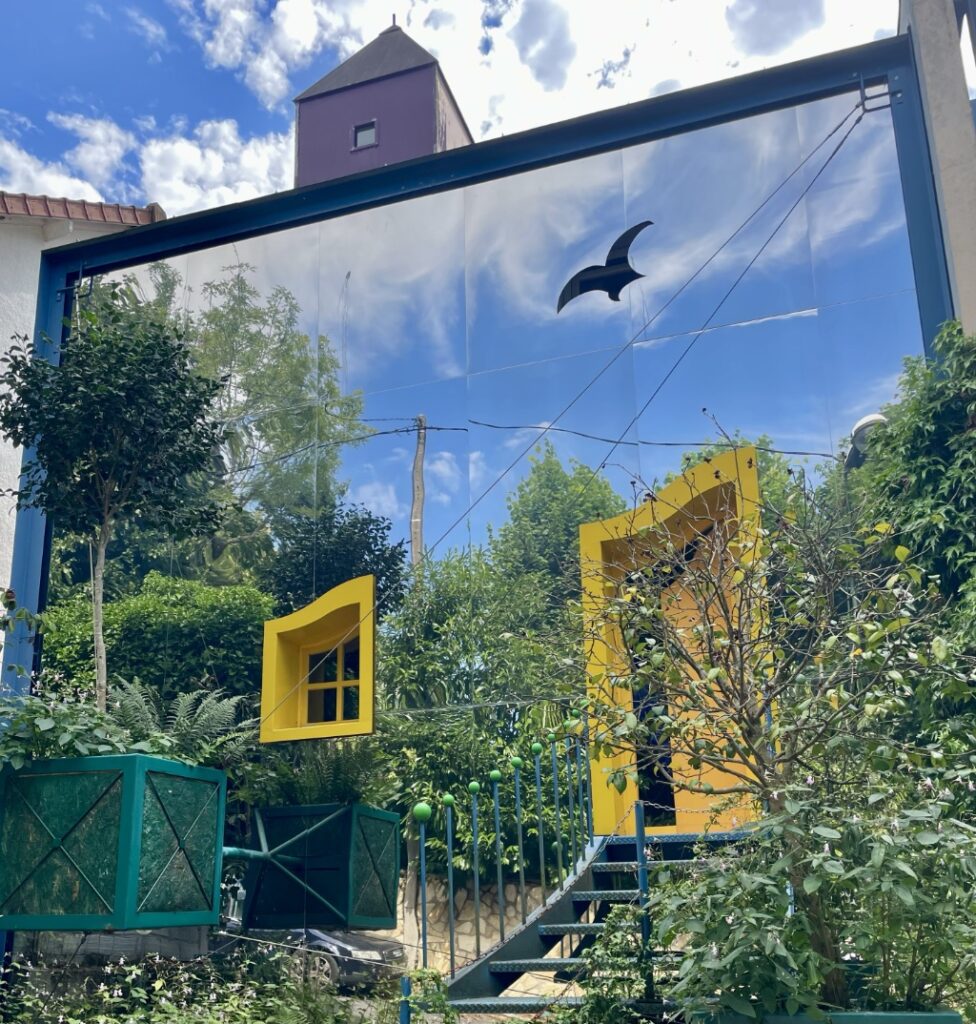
left=241, top=803, right=400, bottom=931
left=695, top=1011, right=963, bottom=1024
left=0, top=754, right=226, bottom=931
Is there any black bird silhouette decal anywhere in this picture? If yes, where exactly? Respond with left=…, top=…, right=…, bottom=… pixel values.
left=556, top=220, right=653, bottom=313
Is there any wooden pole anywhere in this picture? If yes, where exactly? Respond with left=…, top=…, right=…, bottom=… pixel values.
left=410, top=414, right=426, bottom=566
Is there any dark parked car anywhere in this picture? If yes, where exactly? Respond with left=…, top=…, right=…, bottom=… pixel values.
left=215, top=918, right=405, bottom=990
left=284, top=927, right=405, bottom=989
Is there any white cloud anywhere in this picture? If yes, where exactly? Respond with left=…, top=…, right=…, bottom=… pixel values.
left=171, top=0, right=360, bottom=109
left=725, top=0, right=825, bottom=56
left=139, top=119, right=293, bottom=214
left=468, top=450, right=488, bottom=490
left=0, top=109, right=34, bottom=138
left=0, top=138, right=103, bottom=201
left=350, top=479, right=407, bottom=520
left=509, top=0, right=576, bottom=91
left=502, top=422, right=552, bottom=449
left=427, top=450, right=462, bottom=504
left=48, top=114, right=137, bottom=191
left=126, top=8, right=171, bottom=51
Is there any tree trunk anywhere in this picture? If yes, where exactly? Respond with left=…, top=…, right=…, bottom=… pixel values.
left=92, top=532, right=109, bottom=711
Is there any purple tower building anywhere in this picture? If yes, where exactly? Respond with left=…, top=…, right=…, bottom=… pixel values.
left=294, top=22, right=473, bottom=188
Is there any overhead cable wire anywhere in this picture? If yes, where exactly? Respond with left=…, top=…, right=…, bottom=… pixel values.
left=425, top=100, right=863, bottom=554
left=256, top=99, right=871, bottom=731
left=574, top=107, right=867, bottom=502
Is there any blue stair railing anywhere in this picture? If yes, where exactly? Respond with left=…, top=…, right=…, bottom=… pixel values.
left=402, top=724, right=747, bottom=1020
left=408, top=723, right=595, bottom=978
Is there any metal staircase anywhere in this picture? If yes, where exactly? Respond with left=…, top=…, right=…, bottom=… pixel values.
left=444, top=833, right=711, bottom=1018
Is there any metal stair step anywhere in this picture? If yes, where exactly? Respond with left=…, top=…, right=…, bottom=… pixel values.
left=572, top=889, right=641, bottom=902
left=538, top=921, right=605, bottom=935
left=449, top=996, right=668, bottom=1015
left=490, top=957, right=586, bottom=975
left=489, top=950, right=685, bottom=977
left=448, top=996, right=588, bottom=1013
left=592, top=858, right=698, bottom=874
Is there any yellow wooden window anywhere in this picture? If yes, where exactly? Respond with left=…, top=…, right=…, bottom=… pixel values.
left=260, top=575, right=375, bottom=744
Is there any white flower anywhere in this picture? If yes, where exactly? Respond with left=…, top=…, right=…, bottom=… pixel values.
left=823, top=843, right=831, bottom=855
left=806, top=775, right=814, bottom=786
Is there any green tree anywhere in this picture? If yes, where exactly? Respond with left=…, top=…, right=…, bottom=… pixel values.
left=41, top=572, right=272, bottom=703
left=188, top=261, right=366, bottom=514
left=258, top=501, right=407, bottom=614
left=589, top=473, right=976, bottom=1010
left=0, top=282, right=224, bottom=709
left=491, top=442, right=626, bottom=606
left=853, top=322, right=976, bottom=598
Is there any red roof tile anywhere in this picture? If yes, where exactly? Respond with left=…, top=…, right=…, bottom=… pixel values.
left=0, top=192, right=165, bottom=225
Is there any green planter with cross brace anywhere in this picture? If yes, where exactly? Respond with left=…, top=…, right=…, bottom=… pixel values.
left=0, top=753, right=226, bottom=931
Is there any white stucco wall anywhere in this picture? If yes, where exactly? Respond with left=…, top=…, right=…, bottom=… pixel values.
left=0, top=217, right=129, bottom=592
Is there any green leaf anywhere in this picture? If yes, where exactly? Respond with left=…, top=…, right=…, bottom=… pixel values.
left=893, top=884, right=915, bottom=907
left=724, top=996, right=757, bottom=1018
left=932, top=637, right=949, bottom=663
left=915, top=831, right=941, bottom=845
left=802, top=876, right=822, bottom=894
left=812, top=826, right=841, bottom=839
left=36, top=718, right=55, bottom=732
left=891, top=859, right=918, bottom=880
left=894, top=545, right=910, bottom=562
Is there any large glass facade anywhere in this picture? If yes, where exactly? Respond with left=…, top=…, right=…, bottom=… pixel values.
left=44, top=86, right=922, bottom=756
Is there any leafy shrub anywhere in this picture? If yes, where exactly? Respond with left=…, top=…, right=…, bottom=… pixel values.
left=648, top=790, right=976, bottom=1021
left=856, top=321, right=976, bottom=597
left=108, top=679, right=257, bottom=771
left=0, top=947, right=358, bottom=1024
left=0, top=688, right=133, bottom=769
left=42, top=571, right=273, bottom=702
left=546, top=904, right=648, bottom=1024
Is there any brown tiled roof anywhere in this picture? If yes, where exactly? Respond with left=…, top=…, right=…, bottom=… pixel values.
left=0, top=192, right=165, bottom=225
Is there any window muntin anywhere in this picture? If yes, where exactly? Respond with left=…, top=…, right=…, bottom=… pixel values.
left=305, top=633, right=361, bottom=725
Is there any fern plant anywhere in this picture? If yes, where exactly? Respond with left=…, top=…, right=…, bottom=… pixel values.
left=108, top=678, right=257, bottom=770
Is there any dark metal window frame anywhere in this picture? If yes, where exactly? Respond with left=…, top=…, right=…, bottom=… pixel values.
left=1, top=33, right=953, bottom=685
left=351, top=119, right=378, bottom=151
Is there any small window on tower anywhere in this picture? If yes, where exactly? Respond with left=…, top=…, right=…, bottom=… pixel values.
left=353, top=121, right=377, bottom=149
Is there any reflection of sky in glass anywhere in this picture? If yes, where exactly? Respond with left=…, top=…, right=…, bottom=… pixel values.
left=118, top=88, right=922, bottom=555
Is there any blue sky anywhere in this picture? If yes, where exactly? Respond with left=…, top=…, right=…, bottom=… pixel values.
left=134, top=83, right=924, bottom=554
left=0, top=0, right=907, bottom=216
left=1, top=0, right=954, bottom=556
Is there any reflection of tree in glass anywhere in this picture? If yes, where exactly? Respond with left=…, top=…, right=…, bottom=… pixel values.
left=47, top=262, right=373, bottom=595
left=259, top=502, right=407, bottom=615
left=491, top=441, right=626, bottom=608
left=152, top=261, right=368, bottom=514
